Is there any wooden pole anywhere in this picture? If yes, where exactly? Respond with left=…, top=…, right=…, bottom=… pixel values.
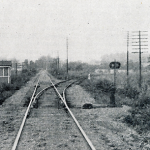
left=127, top=31, right=129, bottom=86
left=114, top=60, right=116, bottom=88
left=139, top=31, right=142, bottom=88
left=66, top=37, right=68, bottom=79
left=16, top=63, right=17, bottom=76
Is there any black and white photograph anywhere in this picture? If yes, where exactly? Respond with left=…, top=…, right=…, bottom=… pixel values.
left=0, top=0, right=150, bottom=149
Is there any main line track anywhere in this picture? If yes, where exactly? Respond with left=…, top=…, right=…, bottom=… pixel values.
left=11, top=70, right=96, bottom=150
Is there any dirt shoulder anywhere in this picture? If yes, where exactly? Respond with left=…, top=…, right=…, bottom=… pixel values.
left=67, top=85, right=150, bottom=150
left=0, top=74, right=38, bottom=150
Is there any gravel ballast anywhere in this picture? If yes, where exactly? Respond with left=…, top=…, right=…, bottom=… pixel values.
left=1, top=71, right=150, bottom=150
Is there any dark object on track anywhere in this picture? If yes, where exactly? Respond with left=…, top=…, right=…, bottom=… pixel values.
left=82, top=103, right=93, bottom=109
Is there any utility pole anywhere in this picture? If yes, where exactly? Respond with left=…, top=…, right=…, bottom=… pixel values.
left=66, top=37, right=68, bottom=79
left=132, top=31, right=148, bottom=88
left=127, top=31, right=129, bottom=86
left=46, top=58, right=47, bottom=71
left=114, top=59, right=116, bottom=88
left=57, top=51, right=59, bottom=71
left=16, top=63, right=17, bottom=76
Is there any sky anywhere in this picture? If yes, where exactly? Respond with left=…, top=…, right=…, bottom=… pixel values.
left=0, top=0, right=150, bottom=63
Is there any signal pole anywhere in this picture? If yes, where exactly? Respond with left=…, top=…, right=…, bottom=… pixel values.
left=132, top=31, right=148, bottom=88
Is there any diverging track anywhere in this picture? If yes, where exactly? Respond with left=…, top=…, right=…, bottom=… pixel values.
left=11, top=70, right=96, bottom=150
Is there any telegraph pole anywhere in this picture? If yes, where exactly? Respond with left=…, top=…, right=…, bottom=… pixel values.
left=57, top=51, right=59, bottom=71
left=127, top=31, right=129, bottom=86
left=66, top=37, right=68, bottom=79
left=114, top=59, right=116, bottom=89
left=16, top=63, right=17, bottom=76
left=139, top=31, right=142, bottom=88
left=132, top=31, right=148, bottom=88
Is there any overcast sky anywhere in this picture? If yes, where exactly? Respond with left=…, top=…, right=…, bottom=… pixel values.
left=0, top=0, right=150, bottom=62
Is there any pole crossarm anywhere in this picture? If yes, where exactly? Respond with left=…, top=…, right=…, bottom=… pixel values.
left=132, top=51, right=148, bottom=53
left=132, top=38, right=148, bottom=39
left=132, top=48, right=148, bottom=49
left=132, top=34, right=148, bottom=36
left=132, top=41, right=148, bottom=42
left=132, top=31, right=148, bottom=32
left=132, top=45, right=148, bottom=46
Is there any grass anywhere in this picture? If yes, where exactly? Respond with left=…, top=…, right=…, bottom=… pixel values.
left=123, top=108, right=150, bottom=134
left=0, top=69, right=37, bottom=105
left=87, top=73, right=150, bottom=133
left=123, top=88, right=150, bottom=133
left=48, top=69, right=88, bottom=80
left=50, top=68, right=150, bottom=133
left=23, top=88, right=35, bottom=107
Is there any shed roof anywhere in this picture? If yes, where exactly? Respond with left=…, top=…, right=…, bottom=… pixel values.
left=0, top=61, right=12, bottom=66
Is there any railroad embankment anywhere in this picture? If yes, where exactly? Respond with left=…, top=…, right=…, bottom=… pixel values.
left=0, top=71, right=39, bottom=150
left=1, top=70, right=150, bottom=149
left=0, top=69, right=37, bottom=105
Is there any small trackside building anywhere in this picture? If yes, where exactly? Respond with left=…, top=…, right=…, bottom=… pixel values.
left=0, top=61, right=12, bottom=84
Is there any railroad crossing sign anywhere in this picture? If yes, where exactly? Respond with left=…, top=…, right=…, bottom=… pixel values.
left=109, top=62, right=121, bottom=69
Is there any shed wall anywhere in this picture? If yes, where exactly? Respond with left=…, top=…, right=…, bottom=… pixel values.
left=0, top=67, right=11, bottom=83
left=0, top=77, right=10, bottom=83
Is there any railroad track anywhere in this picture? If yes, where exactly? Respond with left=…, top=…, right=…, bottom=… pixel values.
left=11, top=70, right=96, bottom=150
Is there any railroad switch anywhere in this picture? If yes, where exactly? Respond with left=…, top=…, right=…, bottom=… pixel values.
left=34, top=84, right=40, bottom=88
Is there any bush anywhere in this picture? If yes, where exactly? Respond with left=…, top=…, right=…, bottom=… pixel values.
left=117, top=85, right=140, bottom=99
left=124, top=115, right=133, bottom=124
left=0, top=69, right=37, bottom=105
left=123, top=86, right=150, bottom=133
left=0, top=93, right=4, bottom=105
left=95, top=79, right=113, bottom=93
left=49, top=69, right=66, bottom=80
left=2, top=91, right=13, bottom=99
left=124, top=108, right=150, bottom=133
left=133, top=88, right=150, bottom=108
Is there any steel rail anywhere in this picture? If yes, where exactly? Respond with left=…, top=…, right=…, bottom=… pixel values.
left=32, top=86, right=51, bottom=104
left=63, top=81, right=96, bottom=150
left=49, top=78, right=96, bottom=150
left=11, top=78, right=40, bottom=150
left=32, top=80, right=67, bottom=104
